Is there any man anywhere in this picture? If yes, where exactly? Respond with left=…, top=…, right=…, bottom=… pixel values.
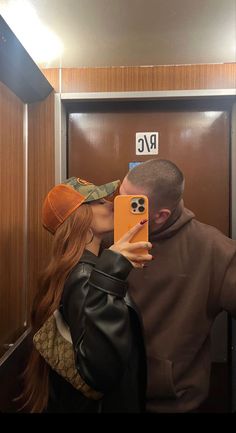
left=120, top=158, right=236, bottom=413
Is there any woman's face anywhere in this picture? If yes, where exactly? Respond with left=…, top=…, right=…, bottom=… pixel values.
left=90, top=198, right=114, bottom=236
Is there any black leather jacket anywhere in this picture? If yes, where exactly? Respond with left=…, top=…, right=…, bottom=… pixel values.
left=47, top=249, right=147, bottom=413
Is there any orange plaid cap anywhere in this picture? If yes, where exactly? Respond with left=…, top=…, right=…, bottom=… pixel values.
left=42, top=177, right=120, bottom=234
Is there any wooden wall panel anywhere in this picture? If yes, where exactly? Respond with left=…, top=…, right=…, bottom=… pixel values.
left=47, top=63, right=236, bottom=93
left=0, top=82, right=25, bottom=356
left=27, top=92, right=55, bottom=314
left=41, top=68, right=60, bottom=93
left=0, top=85, right=55, bottom=412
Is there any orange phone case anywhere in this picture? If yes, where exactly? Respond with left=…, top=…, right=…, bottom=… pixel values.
left=114, top=195, right=149, bottom=253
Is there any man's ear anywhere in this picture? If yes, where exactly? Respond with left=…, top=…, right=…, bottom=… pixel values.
left=154, top=209, right=171, bottom=225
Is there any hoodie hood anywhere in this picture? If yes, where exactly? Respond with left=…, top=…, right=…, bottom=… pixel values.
left=150, top=200, right=195, bottom=241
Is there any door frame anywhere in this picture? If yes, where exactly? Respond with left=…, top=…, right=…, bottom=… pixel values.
left=55, top=89, right=236, bottom=235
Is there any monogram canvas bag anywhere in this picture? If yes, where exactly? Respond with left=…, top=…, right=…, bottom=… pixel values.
left=33, top=309, right=103, bottom=400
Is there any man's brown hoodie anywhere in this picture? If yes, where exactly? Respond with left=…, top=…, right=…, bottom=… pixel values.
left=128, top=202, right=236, bottom=413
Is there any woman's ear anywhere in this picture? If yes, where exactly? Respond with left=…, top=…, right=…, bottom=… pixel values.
left=154, top=209, right=171, bottom=226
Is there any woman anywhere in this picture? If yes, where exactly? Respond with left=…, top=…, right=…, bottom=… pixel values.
left=19, top=177, right=152, bottom=413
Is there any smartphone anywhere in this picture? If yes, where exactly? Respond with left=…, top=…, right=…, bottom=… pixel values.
left=114, top=195, right=149, bottom=254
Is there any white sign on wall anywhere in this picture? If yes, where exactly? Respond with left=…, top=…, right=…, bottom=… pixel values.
left=135, top=132, right=159, bottom=155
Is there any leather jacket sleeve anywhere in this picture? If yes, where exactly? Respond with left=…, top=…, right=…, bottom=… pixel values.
left=61, top=249, right=134, bottom=394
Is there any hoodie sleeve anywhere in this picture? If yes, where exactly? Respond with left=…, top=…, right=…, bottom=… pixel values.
left=219, top=251, right=236, bottom=317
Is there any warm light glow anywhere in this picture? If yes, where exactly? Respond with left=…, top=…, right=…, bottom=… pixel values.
left=0, top=0, right=63, bottom=65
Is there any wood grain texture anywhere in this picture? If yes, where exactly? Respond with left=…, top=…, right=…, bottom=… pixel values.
left=0, top=82, right=25, bottom=352
left=41, top=68, right=60, bottom=92
left=49, top=63, right=236, bottom=93
left=27, top=92, right=55, bottom=315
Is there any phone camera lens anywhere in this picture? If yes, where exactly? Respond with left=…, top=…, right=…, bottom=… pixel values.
left=131, top=202, right=138, bottom=208
left=138, top=198, right=145, bottom=205
left=138, top=206, right=145, bottom=213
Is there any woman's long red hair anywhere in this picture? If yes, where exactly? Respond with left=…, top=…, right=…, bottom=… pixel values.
left=18, top=204, right=93, bottom=412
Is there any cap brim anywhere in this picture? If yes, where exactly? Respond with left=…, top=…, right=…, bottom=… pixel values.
left=85, top=179, right=120, bottom=202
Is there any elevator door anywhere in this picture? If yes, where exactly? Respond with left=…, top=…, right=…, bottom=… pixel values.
left=67, top=98, right=232, bottom=411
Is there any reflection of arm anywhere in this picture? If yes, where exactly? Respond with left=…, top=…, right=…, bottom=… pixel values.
left=62, top=249, right=133, bottom=393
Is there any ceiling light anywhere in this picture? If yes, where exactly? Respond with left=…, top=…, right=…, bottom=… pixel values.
left=0, top=0, right=63, bottom=65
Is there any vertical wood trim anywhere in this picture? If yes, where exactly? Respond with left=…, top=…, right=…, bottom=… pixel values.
left=22, top=104, right=28, bottom=328
left=54, top=94, right=67, bottom=183
left=27, top=92, right=55, bottom=314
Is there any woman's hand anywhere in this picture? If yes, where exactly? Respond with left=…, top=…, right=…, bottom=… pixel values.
left=109, top=221, right=153, bottom=268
